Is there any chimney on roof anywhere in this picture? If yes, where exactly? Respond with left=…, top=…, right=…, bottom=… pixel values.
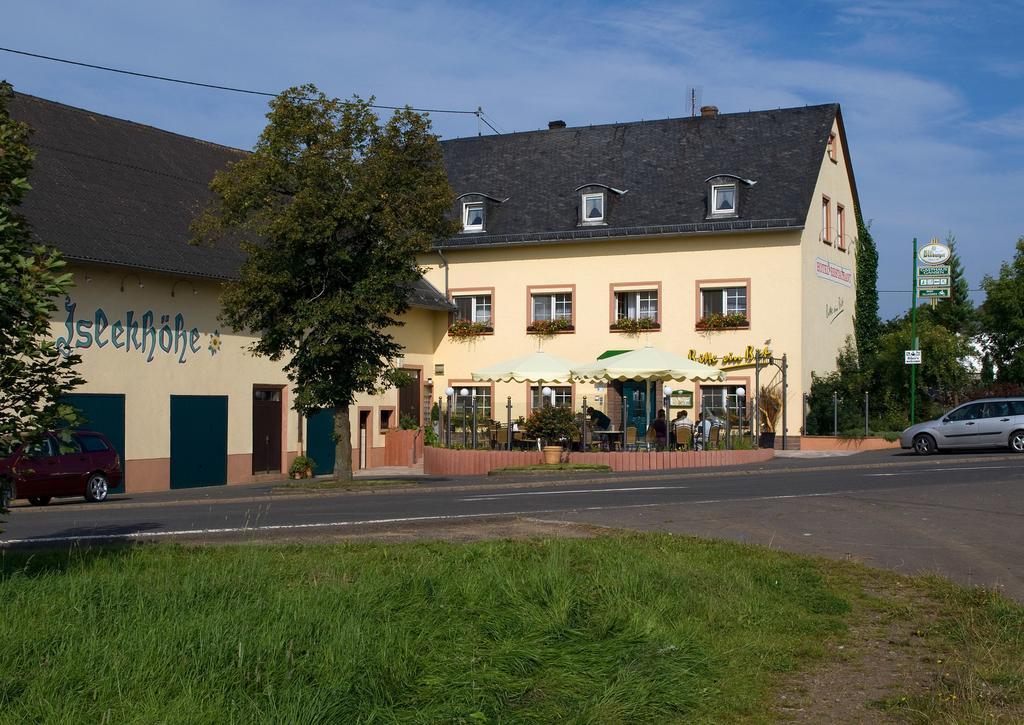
left=700, top=105, right=719, bottom=118
left=548, top=119, right=567, bottom=130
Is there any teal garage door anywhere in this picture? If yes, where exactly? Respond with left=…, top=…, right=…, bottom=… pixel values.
left=170, top=395, right=228, bottom=489
left=306, top=409, right=336, bottom=476
left=63, top=393, right=126, bottom=493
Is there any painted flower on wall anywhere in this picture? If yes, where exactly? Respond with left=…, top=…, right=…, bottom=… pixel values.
left=208, top=330, right=222, bottom=356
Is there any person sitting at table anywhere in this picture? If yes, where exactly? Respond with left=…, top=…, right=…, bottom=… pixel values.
left=650, top=409, right=668, bottom=449
left=587, top=406, right=612, bottom=431
left=672, top=410, right=692, bottom=431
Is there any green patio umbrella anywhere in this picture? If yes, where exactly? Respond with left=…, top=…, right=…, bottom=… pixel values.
left=570, top=346, right=725, bottom=432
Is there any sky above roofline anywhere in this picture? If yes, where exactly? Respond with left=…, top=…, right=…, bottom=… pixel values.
left=3, top=0, right=1021, bottom=320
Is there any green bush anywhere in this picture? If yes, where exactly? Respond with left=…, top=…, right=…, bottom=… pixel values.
left=524, top=405, right=578, bottom=446
left=288, top=455, right=316, bottom=476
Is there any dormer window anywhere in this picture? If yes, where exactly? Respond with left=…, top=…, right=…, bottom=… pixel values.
left=827, top=133, right=837, bottom=163
left=582, top=192, right=605, bottom=223
left=462, top=202, right=484, bottom=232
left=711, top=184, right=736, bottom=215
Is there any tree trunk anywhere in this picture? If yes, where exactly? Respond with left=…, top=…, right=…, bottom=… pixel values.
left=332, top=404, right=353, bottom=481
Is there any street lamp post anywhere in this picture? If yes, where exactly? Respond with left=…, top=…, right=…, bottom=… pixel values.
left=460, top=387, right=469, bottom=448
left=735, top=386, right=746, bottom=449
left=445, top=386, right=455, bottom=447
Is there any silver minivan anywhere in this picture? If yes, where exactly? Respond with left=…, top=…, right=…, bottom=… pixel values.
left=900, top=397, right=1024, bottom=454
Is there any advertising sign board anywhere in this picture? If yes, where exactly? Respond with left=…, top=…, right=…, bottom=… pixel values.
left=918, top=242, right=951, bottom=265
left=918, top=288, right=951, bottom=298
left=917, top=276, right=950, bottom=288
left=905, top=350, right=922, bottom=365
left=918, top=265, right=950, bottom=276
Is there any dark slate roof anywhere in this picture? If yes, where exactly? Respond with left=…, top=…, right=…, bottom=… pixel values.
left=438, top=103, right=847, bottom=249
left=9, top=93, right=452, bottom=311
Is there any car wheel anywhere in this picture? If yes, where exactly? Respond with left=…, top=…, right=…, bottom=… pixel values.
left=913, top=433, right=937, bottom=455
left=1010, top=430, right=1024, bottom=453
left=85, top=473, right=109, bottom=503
left=27, top=495, right=52, bottom=506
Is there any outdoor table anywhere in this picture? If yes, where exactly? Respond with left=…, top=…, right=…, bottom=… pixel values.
left=590, top=429, right=622, bottom=451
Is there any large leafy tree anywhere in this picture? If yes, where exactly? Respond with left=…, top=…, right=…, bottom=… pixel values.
left=853, top=210, right=880, bottom=361
left=0, top=81, right=83, bottom=514
left=978, top=237, right=1024, bottom=383
left=194, top=85, right=455, bottom=480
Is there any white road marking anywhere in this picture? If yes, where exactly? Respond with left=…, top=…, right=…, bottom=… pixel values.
left=0, top=490, right=853, bottom=546
left=460, top=485, right=689, bottom=501
left=866, top=464, right=1018, bottom=477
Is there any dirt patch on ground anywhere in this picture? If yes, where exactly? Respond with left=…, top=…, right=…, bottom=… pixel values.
left=178, top=515, right=605, bottom=546
left=770, top=578, right=942, bottom=723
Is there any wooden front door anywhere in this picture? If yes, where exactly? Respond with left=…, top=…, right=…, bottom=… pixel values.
left=398, top=368, right=421, bottom=427
left=252, top=387, right=282, bottom=474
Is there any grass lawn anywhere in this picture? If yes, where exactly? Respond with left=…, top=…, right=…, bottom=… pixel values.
left=0, top=534, right=1020, bottom=722
left=273, top=478, right=417, bottom=492
left=489, top=463, right=612, bottom=474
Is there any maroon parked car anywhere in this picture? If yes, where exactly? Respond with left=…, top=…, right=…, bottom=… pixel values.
left=0, top=430, right=121, bottom=506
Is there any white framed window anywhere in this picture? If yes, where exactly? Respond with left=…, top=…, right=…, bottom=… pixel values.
left=531, top=385, right=572, bottom=410
left=462, top=202, right=484, bottom=232
left=453, top=294, right=492, bottom=325
left=821, top=196, right=831, bottom=243
left=456, top=386, right=492, bottom=419
left=531, top=292, right=572, bottom=322
left=711, top=184, right=737, bottom=215
left=700, top=385, right=747, bottom=419
left=615, top=290, right=658, bottom=321
left=582, top=192, right=605, bottom=223
left=701, top=286, right=747, bottom=318
left=836, top=204, right=846, bottom=251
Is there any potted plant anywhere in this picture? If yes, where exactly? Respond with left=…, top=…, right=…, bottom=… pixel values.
left=757, top=384, right=782, bottom=449
left=289, top=454, right=316, bottom=479
left=696, top=312, right=749, bottom=331
left=524, top=405, right=578, bottom=464
left=610, top=317, right=660, bottom=335
left=527, top=318, right=574, bottom=337
left=447, top=319, right=492, bottom=341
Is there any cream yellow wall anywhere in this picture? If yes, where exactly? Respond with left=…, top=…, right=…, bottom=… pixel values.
left=55, top=264, right=296, bottom=475
left=799, top=118, right=859, bottom=414
left=421, top=231, right=805, bottom=430
left=55, top=264, right=444, bottom=481
left=346, top=306, right=443, bottom=451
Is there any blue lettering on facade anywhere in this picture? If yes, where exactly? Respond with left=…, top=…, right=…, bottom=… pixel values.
left=56, top=295, right=207, bottom=364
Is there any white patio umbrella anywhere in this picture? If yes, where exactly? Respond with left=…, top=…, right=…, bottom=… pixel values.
left=471, top=350, right=578, bottom=383
left=570, top=346, right=725, bottom=433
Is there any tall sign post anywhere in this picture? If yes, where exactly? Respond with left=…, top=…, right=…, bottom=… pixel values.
left=908, top=237, right=951, bottom=425
left=910, top=238, right=918, bottom=425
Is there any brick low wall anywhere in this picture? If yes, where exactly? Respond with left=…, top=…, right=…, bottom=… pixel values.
left=382, top=429, right=424, bottom=466
left=799, top=436, right=901, bottom=451
left=423, top=446, right=775, bottom=476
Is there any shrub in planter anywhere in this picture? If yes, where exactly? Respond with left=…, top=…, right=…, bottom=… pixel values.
left=524, top=405, right=578, bottom=448
left=289, top=455, right=316, bottom=479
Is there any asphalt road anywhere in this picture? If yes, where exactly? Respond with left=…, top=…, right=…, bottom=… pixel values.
left=3, top=450, right=1022, bottom=598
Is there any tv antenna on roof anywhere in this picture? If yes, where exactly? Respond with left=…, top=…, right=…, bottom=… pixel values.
left=687, top=86, right=703, bottom=117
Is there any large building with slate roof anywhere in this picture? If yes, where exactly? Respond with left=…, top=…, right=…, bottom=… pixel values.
left=11, top=93, right=450, bottom=490
left=424, top=104, right=859, bottom=439
left=11, top=93, right=858, bottom=491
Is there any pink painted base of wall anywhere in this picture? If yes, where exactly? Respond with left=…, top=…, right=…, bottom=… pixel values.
left=799, top=436, right=900, bottom=451
left=424, top=447, right=775, bottom=476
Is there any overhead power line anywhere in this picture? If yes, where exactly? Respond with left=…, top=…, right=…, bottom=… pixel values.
left=0, top=45, right=501, bottom=133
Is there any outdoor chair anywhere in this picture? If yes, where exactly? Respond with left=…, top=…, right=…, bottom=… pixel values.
left=623, top=426, right=638, bottom=451
left=708, top=425, right=723, bottom=449
left=494, top=427, right=509, bottom=449
left=570, top=429, right=581, bottom=451
left=675, top=426, right=693, bottom=451
left=644, top=426, right=657, bottom=451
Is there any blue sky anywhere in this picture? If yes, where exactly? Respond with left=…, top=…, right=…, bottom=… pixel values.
left=3, top=0, right=1022, bottom=318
